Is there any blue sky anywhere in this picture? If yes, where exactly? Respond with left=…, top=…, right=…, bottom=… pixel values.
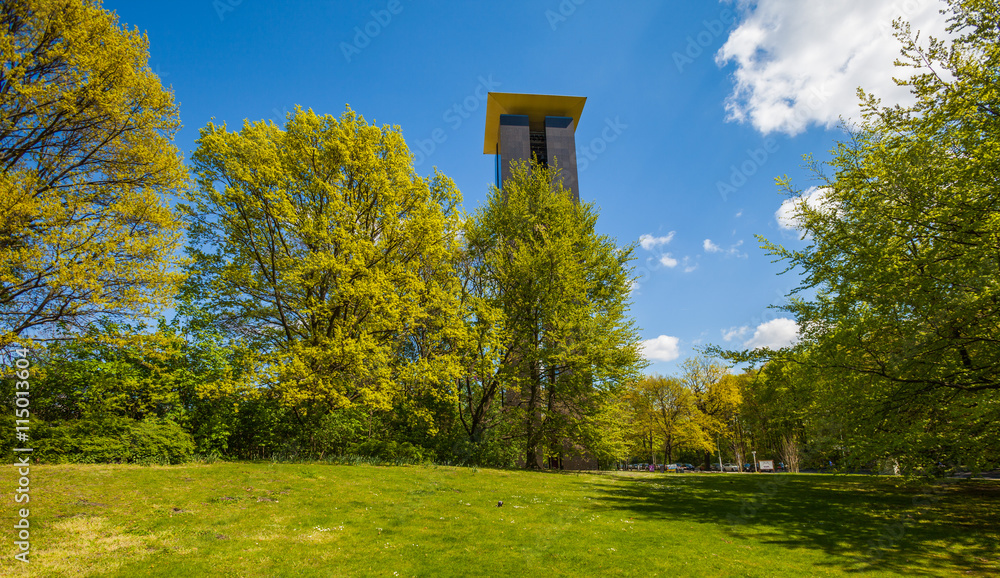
left=103, top=0, right=951, bottom=376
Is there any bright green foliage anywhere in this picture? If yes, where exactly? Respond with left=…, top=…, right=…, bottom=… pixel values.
left=26, top=321, right=188, bottom=423
left=576, top=392, right=632, bottom=466
left=625, top=375, right=708, bottom=464
left=463, top=161, right=645, bottom=466
left=0, top=0, right=187, bottom=349
left=32, top=416, right=194, bottom=464
left=0, top=319, right=246, bottom=461
left=760, top=1, right=1000, bottom=472
left=185, top=107, right=466, bottom=434
left=679, top=357, right=741, bottom=467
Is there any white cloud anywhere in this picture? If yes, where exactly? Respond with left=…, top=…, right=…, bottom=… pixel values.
left=735, top=210, right=743, bottom=218
left=639, top=232, right=675, bottom=250
left=743, top=318, right=800, bottom=349
left=641, top=335, right=681, bottom=362
left=776, top=186, right=833, bottom=232
left=716, top=0, right=951, bottom=135
left=722, top=326, right=750, bottom=342
left=682, top=256, right=698, bottom=273
left=704, top=238, right=747, bottom=258
left=659, top=253, right=678, bottom=268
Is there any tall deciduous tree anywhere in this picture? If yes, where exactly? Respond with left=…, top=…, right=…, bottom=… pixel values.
left=640, top=374, right=707, bottom=464
left=0, top=0, right=187, bottom=350
left=760, top=0, right=1000, bottom=472
left=184, top=107, right=466, bottom=445
left=464, top=161, right=644, bottom=467
left=680, top=356, right=740, bottom=469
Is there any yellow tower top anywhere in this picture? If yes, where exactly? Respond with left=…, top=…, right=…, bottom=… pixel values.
left=483, top=92, right=587, bottom=154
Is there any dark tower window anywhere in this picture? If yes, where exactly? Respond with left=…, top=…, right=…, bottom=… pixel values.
left=529, top=130, right=548, bottom=167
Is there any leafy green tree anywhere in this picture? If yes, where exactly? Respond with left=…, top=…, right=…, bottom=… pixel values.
left=760, top=0, right=1000, bottom=472
left=680, top=356, right=740, bottom=469
left=184, top=107, right=466, bottom=450
left=464, top=161, right=645, bottom=467
left=623, top=378, right=658, bottom=465
left=0, top=0, right=187, bottom=350
left=638, top=375, right=707, bottom=464
left=3, top=320, right=208, bottom=462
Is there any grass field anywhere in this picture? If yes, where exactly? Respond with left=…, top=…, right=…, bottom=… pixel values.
left=1, top=462, right=998, bottom=577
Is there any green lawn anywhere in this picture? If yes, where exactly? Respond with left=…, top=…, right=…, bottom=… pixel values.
left=1, top=462, right=998, bottom=576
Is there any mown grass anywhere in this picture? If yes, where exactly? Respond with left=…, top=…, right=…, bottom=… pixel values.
left=1, top=462, right=998, bottom=576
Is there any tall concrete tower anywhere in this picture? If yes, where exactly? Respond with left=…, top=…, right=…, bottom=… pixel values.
left=483, top=92, right=586, bottom=200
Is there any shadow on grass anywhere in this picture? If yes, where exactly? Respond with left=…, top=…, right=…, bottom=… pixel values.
left=591, top=472, right=1000, bottom=575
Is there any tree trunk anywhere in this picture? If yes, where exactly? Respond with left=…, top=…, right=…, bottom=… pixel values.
left=524, top=360, right=542, bottom=468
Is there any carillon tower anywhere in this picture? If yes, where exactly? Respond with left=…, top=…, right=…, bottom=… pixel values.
left=483, top=92, right=587, bottom=200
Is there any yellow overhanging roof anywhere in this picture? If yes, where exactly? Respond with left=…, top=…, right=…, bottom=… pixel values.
left=483, top=92, right=587, bottom=154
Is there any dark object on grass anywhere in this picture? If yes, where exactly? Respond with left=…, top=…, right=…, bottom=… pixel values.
left=497, top=501, right=503, bottom=507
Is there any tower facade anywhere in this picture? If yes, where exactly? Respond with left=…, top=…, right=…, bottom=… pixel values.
left=483, top=92, right=586, bottom=200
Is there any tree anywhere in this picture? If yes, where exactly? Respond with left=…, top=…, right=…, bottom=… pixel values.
left=760, top=0, right=1000, bottom=472
left=463, top=161, right=645, bottom=467
left=0, top=0, right=187, bottom=351
left=680, top=356, right=740, bottom=469
left=183, top=107, right=466, bottom=450
left=639, top=375, right=706, bottom=464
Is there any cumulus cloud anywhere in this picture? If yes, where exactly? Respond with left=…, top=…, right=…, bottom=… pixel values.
left=659, top=253, right=679, bottom=268
left=682, top=256, right=698, bottom=273
left=641, top=335, right=681, bottom=362
left=744, top=318, right=800, bottom=349
left=722, top=326, right=750, bottom=342
left=639, top=232, right=675, bottom=250
left=716, top=0, right=950, bottom=135
left=775, top=186, right=833, bottom=232
left=703, top=239, right=722, bottom=253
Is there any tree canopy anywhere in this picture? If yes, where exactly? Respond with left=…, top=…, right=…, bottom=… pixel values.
left=756, top=0, right=1000, bottom=472
left=0, top=0, right=187, bottom=351
left=462, top=161, right=645, bottom=467
left=184, top=107, right=466, bottom=443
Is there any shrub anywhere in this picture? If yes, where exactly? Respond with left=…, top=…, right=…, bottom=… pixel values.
left=33, top=417, right=194, bottom=464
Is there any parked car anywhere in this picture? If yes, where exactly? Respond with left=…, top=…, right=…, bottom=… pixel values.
left=722, top=463, right=740, bottom=472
